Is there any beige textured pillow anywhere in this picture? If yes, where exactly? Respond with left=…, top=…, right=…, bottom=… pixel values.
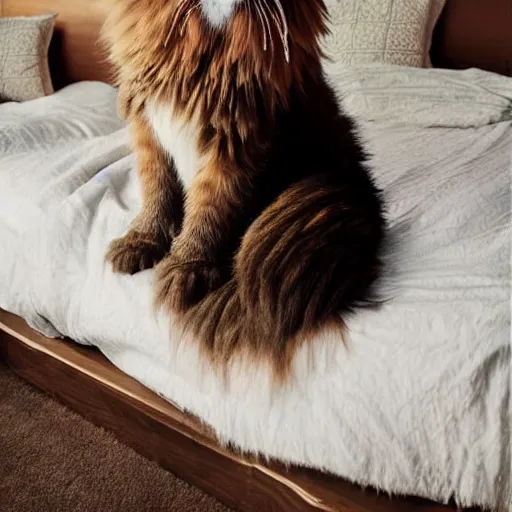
left=0, top=14, right=57, bottom=102
left=322, top=0, right=446, bottom=68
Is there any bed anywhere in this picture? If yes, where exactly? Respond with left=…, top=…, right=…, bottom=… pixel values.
left=0, top=1, right=511, bottom=511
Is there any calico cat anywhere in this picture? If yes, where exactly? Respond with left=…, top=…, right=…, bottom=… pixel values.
left=102, top=0, right=385, bottom=381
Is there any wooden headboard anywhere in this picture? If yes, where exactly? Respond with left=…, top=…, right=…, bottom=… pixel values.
left=2, top=0, right=512, bottom=88
left=431, top=0, right=512, bottom=77
left=1, top=0, right=113, bottom=88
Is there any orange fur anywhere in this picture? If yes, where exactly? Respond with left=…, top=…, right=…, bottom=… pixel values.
left=102, top=0, right=385, bottom=383
left=106, top=114, right=183, bottom=274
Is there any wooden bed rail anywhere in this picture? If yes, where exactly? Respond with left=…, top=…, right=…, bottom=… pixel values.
left=0, top=309, right=481, bottom=512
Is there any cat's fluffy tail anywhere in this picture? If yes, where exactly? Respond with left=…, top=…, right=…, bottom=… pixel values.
left=177, top=172, right=384, bottom=382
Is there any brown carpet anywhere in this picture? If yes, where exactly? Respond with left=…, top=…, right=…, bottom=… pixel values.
left=0, top=364, right=233, bottom=512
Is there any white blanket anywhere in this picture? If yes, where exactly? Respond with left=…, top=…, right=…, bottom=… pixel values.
left=0, top=66, right=510, bottom=510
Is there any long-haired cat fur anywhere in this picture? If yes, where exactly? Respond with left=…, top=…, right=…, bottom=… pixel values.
left=102, top=0, right=385, bottom=382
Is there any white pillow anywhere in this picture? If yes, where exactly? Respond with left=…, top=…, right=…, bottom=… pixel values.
left=0, top=14, right=57, bottom=102
left=322, top=0, right=446, bottom=68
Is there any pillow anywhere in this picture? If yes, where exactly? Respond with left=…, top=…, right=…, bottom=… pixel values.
left=322, top=0, right=446, bottom=68
left=0, top=14, right=57, bottom=102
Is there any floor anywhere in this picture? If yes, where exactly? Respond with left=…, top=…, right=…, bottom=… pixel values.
left=0, top=363, right=232, bottom=512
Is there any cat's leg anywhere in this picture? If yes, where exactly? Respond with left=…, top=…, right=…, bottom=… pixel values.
left=155, top=160, right=251, bottom=311
left=106, top=115, right=183, bottom=275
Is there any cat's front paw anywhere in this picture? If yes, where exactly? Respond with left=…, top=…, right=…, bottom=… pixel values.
left=106, top=230, right=168, bottom=275
left=154, top=254, right=223, bottom=312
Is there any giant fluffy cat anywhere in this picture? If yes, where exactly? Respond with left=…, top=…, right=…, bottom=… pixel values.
left=102, top=0, right=385, bottom=381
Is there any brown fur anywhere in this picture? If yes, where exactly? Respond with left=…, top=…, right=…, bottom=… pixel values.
left=102, top=0, right=385, bottom=383
left=106, top=115, right=184, bottom=274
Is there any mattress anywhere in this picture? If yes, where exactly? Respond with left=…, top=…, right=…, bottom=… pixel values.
left=0, top=65, right=510, bottom=510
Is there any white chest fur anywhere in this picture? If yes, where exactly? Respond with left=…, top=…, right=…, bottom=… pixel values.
left=200, top=0, right=241, bottom=27
left=145, top=100, right=204, bottom=191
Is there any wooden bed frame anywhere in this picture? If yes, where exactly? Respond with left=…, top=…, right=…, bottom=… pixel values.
left=1, top=0, right=510, bottom=510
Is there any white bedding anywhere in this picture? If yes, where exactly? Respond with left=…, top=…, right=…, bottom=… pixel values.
left=0, top=65, right=510, bottom=510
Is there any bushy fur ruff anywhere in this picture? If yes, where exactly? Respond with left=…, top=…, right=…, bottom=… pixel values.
left=102, top=0, right=385, bottom=382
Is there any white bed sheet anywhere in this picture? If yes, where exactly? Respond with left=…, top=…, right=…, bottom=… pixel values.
left=0, top=66, right=510, bottom=510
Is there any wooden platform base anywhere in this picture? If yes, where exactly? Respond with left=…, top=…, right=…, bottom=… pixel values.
left=0, top=309, right=479, bottom=512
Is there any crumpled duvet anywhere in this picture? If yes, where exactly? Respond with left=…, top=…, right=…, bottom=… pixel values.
left=0, top=65, right=510, bottom=510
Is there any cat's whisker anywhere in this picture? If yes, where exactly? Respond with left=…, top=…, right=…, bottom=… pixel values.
left=253, top=0, right=268, bottom=52
left=246, top=1, right=254, bottom=40
left=180, top=3, right=200, bottom=36
left=258, top=0, right=275, bottom=71
left=270, top=0, right=289, bottom=62
left=165, top=0, right=192, bottom=47
left=262, top=0, right=279, bottom=31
